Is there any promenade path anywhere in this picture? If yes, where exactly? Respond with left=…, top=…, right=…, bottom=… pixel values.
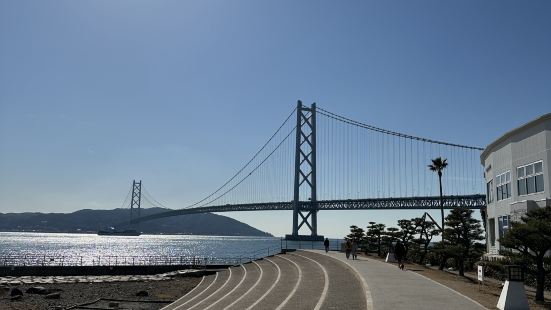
left=163, top=250, right=487, bottom=310
left=321, top=250, right=487, bottom=310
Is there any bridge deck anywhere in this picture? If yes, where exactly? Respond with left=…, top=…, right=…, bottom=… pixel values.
left=130, top=195, right=486, bottom=224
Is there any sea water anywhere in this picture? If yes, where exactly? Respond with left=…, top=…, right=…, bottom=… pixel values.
left=0, top=232, right=281, bottom=265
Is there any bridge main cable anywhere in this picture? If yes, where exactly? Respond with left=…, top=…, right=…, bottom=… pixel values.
left=317, top=107, right=484, bottom=151
left=182, top=107, right=297, bottom=210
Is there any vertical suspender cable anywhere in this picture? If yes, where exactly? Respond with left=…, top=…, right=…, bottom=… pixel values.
left=399, top=135, right=402, bottom=197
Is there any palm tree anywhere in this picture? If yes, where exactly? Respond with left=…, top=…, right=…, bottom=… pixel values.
left=428, top=157, right=448, bottom=232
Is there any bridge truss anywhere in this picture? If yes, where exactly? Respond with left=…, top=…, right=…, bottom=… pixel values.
left=131, top=194, right=485, bottom=224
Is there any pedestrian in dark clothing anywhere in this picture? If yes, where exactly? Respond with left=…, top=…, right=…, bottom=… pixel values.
left=324, top=238, right=330, bottom=253
left=394, top=241, right=406, bottom=270
left=351, top=240, right=358, bottom=260
left=345, top=240, right=352, bottom=259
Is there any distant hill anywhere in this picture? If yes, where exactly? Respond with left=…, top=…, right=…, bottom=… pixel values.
left=0, top=207, right=272, bottom=237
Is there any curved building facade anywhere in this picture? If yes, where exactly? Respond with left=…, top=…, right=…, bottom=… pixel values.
left=481, top=113, right=551, bottom=257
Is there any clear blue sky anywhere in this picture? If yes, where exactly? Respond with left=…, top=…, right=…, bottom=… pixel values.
left=1, top=1, right=550, bottom=238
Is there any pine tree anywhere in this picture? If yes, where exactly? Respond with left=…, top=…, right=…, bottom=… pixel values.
left=397, top=219, right=417, bottom=259
left=385, top=227, right=400, bottom=250
left=347, top=225, right=365, bottom=243
left=366, top=222, right=385, bottom=256
left=500, top=206, right=551, bottom=302
left=442, top=208, right=484, bottom=276
left=413, top=217, right=440, bottom=264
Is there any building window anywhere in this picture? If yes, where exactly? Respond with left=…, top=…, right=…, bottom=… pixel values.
left=517, top=161, right=544, bottom=196
left=496, top=171, right=511, bottom=201
left=489, top=218, right=496, bottom=247
left=486, top=180, right=494, bottom=203
left=498, top=215, right=510, bottom=240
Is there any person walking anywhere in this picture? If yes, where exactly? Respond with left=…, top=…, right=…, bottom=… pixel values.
left=394, top=241, right=406, bottom=270
left=345, top=240, right=352, bottom=259
left=351, top=240, right=358, bottom=260
left=324, top=238, right=330, bottom=253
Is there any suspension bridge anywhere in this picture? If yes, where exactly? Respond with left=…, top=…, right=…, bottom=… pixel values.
left=118, top=101, right=486, bottom=241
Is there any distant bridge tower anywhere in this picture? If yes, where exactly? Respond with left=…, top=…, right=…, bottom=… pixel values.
left=130, top=180, right=142, bottom=229
left=286, top=101, right=323, bottom=241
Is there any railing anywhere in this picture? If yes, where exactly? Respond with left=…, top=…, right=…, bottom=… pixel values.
left=0, top=239, right=353, bottom=268
left=0, top=245, right=282, bottom=268
left=281, top=238, right=344, bottom=252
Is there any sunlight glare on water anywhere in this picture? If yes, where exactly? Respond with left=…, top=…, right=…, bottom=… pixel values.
left=0, top=232, right=280, bottom=264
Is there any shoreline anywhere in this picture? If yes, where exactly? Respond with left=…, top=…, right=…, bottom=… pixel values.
left=0, top=273, right=201, bottom=310
left=0, top=265, right=228, bottom=277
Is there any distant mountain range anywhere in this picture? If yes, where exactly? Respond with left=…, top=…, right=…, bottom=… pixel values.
left=0, top=207, right=272, bottom=237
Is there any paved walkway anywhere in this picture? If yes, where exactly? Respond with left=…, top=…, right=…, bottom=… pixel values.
left=163, top=250, right=487, bottom=310
left=320, top=250, right=487, bottom=310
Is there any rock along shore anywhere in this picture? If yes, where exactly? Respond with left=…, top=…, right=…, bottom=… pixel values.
left=0, top=270, right=204, bottom=310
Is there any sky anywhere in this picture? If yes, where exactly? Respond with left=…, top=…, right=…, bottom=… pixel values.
left=1, top=1, right=550, bottom=238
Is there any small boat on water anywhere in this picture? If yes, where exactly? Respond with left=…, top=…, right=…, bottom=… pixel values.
left=97, top=229, right=141, bottom=236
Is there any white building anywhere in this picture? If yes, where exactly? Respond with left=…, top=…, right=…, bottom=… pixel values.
left=480, top=113, right=551, bottom=257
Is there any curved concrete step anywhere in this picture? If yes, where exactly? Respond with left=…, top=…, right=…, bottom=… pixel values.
left=251, top=255, right=299, bottom=309
left=175, top=269, right=230, bottom=310
left=297, top=251, right=367, bottom=310
left=225, top=258, right=279, bottom=310
left=166, top=251, right=368, bottom=310
left=278, top=252, right=325, bottom=310
left=191, top=265, right=246, bottom=310
left=219, top=261, right=262, bottom=310
left=162, top=275, right=216, bottom=310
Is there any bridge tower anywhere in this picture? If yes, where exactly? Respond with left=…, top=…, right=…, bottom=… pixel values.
left=130, top=180, right=142, bottom=230
left=286, top=101, right=323, bottom=241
